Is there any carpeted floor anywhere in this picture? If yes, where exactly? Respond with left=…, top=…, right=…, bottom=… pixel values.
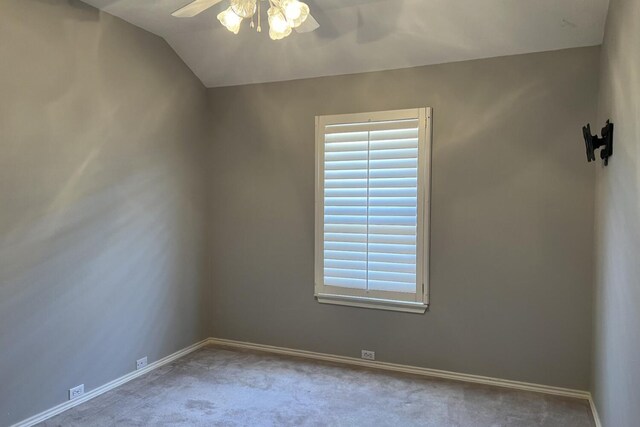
left=39, top=346, right=595, bottom=427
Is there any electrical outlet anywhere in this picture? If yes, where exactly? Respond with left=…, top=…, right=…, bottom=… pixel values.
left=361, top=350, right=375, bottom=361
left=69, top=384, right=84, bottom=400
left=136, top=356, right=148, bottom=370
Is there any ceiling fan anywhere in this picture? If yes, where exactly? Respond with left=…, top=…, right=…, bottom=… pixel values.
left=171, top=0, right=320, bottom=40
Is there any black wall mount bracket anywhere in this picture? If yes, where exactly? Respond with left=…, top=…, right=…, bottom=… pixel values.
left=583, top=120, right=614, bottom=166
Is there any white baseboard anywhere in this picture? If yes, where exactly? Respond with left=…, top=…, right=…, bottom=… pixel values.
left=11, top=338, right=210, bottom=427
left=207, top=337, right=591, bottom=400
left=12, top=336, right=601, bottom=427
left=588, top=395, right=603, bottom=427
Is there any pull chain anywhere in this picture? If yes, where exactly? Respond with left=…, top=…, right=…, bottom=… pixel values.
left=257, top=0, right=262, bottom=32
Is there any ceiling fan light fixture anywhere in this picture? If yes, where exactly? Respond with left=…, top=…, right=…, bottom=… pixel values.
left=175, top=0, right=316, bottom=39
left=230, top=0, right=257, bottom=19
left=217, top=6, right=243, bottom=34
left=267, top=6, right=292, bottom=40
left=281, top=0, right=309, bottom=28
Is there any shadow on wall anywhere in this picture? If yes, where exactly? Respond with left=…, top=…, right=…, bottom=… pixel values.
left=0, top=2, right=209, bottom=425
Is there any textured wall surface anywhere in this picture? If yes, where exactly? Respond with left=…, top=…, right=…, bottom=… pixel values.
left=207, top=47, right=599, bottom=391
left=0, top=2, right=210, bottom=425
left=592, top=0, right=640, bottom=426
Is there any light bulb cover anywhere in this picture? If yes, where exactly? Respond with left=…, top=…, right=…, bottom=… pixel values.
left=268, top=6, right=292, bottom=39
left=269, top=27, right=292, bottom=40
left=281, top=0, right=309, bottom=28
left=217, top=6, right=243, bottom=34
left=230, top=0, right=257, bottom=18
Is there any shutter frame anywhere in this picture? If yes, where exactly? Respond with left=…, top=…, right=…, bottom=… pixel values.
left=315, top=108, right=432, bottom=313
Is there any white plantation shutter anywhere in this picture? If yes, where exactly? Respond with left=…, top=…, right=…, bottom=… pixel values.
left=315, top=108, right=432, bottom=313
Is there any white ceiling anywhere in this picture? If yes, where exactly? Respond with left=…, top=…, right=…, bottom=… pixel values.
left=81, top=0, right=610, bottom=87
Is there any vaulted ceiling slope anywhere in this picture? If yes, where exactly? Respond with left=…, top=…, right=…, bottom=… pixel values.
left=81, top=0, right=609, bottom=87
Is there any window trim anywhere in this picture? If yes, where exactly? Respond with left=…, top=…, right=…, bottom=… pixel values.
left=314, top=108, right=432, bottom=314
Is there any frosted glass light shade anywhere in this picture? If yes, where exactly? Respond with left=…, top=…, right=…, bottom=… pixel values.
left=281, top=0, right=309, bottom=28
left=268, top=6, right=292, bottom=40
left=230, top=0, right=257, bottom=18
left=217, top=7, right=243, bottom=34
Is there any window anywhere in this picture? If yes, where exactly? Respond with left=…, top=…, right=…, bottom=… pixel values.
left=315, top=108, right=432, bottom=313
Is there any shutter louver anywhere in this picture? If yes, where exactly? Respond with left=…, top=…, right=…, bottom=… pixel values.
left=323, top=118, right=420, bottom=295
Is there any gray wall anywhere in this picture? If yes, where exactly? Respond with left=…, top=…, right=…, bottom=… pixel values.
left=207, top=47, right=599, bottom=390
left=0, top=2, right=210, bottom=426
left=0, top=3, right=607, bottom=423
left=592, top=0, right=640, bottom=425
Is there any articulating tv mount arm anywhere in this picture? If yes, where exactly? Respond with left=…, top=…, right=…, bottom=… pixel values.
left=583, top=120, right=614, bottom=166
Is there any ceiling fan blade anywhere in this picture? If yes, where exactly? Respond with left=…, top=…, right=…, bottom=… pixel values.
left=171, top=0, right=223, bottom=18
left=295, top=13, right=320, bottom=33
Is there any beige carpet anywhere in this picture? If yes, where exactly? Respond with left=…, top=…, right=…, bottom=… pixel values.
left=39, top=346, right=595, bottom=427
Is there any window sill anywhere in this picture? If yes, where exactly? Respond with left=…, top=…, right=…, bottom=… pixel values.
left=315, top=293, right=428, bottom=314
